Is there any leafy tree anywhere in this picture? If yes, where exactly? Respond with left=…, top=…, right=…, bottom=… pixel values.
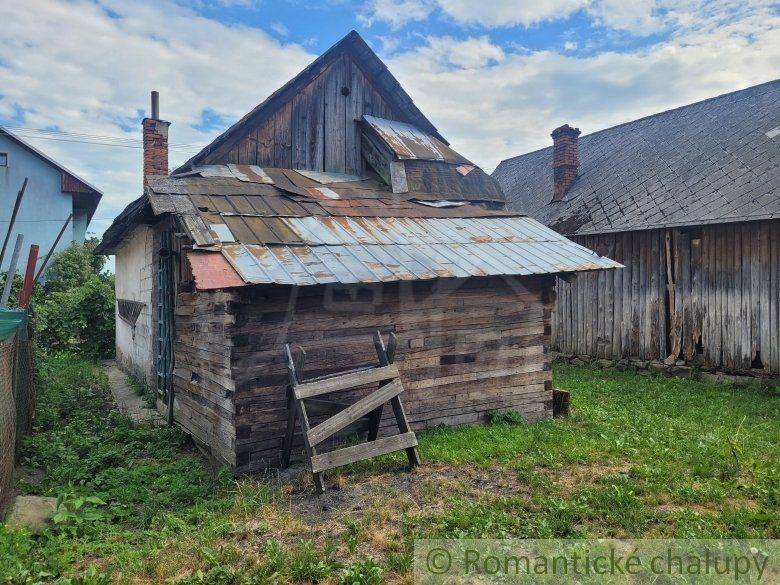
left=43, top=237, right=105, bottom=293
left=1, top=238, right=115, bottom=359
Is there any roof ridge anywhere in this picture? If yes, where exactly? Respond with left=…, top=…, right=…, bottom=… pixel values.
left=173, top=30, right=443, bottom=174
left=0, top=125, right=103, bottom=196
left=497, top=78, right=780, bottom=168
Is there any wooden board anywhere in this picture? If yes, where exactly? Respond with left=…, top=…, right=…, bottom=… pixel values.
left=294, top=364, right=400, bottom=399
left=310, top=432, right=418, bottom=473
left=552, top=221, right=779, bottom=373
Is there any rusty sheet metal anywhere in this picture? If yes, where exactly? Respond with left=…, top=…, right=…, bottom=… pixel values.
left=187, top=251, right=245, bottom=290
left=363, top=115, right=470, bottom=164
left=212, top=216, right=622, bottom=287
left=296, top=170, right=366, bottom=184
left=194, top=164, right=274, bottom=184
left=275, top=216, right=570, bottom=246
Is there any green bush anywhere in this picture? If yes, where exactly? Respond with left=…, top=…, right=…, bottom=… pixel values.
left=1, top=238, right=115, bottom=359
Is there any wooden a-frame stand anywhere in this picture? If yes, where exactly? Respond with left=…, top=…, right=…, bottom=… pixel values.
left=281, top=331, right=421, bottom=493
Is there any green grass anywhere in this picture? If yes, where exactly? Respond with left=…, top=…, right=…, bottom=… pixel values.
left=127, top=375, right=158, bottom=410
left=1, top=355, right=778, bottom=583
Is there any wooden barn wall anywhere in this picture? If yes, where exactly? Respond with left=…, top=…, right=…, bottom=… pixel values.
left=171, top=290, right=237, bottom=467
left=552, top=220, right=780, bottom=373
left=223, top=54, right=397, bottom=175
left=227, top=276, right=555, bottom=473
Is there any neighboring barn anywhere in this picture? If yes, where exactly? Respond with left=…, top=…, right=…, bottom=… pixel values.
left=97, top=31, right=618, bottom=473
left=0, top=127, right=102, bottom=271
left=494, top=80, right=780, bottom=374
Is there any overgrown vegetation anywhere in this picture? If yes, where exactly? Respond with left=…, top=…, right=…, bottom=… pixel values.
left=1, top=357, right=777, bottom=583
left=127, top=375, right=158, bottom=409
left=0, top=239, right=115, bottom=359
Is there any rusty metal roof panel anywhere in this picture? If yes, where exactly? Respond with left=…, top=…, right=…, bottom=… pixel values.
left=362, top=115, right=471, bottom=164
left=207, top=216, right=622, bottom=288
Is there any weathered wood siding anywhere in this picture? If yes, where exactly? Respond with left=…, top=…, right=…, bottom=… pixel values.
left=228, top=276, right=554, bottom=473
left=171, top=290, right=236, bottom=467
left=553, top=220, right=780, bottom=373
left=223, top=55, right=397, bottom=175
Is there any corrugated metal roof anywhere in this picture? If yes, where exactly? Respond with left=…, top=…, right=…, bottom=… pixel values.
left=363, top=115, right=470, bottom=164
left=191, top=216, right=621, bottom=288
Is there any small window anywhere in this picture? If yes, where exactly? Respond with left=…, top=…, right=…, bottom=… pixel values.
left=0, top=153, right=7, bottom=166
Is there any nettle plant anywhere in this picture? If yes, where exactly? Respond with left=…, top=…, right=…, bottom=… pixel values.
left=53, top=491, right=108, bottom=537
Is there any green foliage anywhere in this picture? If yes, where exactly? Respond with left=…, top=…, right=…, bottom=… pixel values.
left=288, top=540, right=340, bottom=583
left=52, top=492, right=108, bottom=537
left=343, top=519, right=362, bottom=554
left=42, top=238, right=105, bottom=294
left=35, top=275, right=115, bottom=359
left=1, top=238, right=115, bottom=358
left=0, top=352, right=230, bottom=583
left=486, top=409, right=525, bottom=425
left=339, top=558, right=383, bottom=585
left=127, top=375, right=158, bottom=409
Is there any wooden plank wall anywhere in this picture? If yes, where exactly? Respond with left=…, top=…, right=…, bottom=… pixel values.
left=227, top=276, right=555, bottom=473
left=552, top=220, right=780, bottom=373
left=225, top=54, right=396, bottom=175
left=171, top=291, right=237, bottom=467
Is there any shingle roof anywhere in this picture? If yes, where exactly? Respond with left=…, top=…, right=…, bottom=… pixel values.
left=492, top=80, right=780, bottom=236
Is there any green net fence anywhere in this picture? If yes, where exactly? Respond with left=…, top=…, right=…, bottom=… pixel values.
left=0, top=309, right=35, bottom=516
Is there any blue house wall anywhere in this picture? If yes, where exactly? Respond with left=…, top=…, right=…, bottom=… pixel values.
left=0, top=133, right=91, bottom=272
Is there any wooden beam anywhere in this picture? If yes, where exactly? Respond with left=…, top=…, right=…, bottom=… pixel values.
left=294, top=363, right=399, bottom=399
left=310, top=432, right=418, bottom=473
left=307, top=378, right=403, bottom=447
left=0, top=234, right=23, bottom=308
left=18, top=244, right=39, bottom=309
left=0, top=178, right=28, bottom=269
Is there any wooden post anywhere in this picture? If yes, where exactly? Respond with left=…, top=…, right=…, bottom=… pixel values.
left=0, top=178, right=28, bottom=269
left=33, top=214, right=73, bottom=285
left=281, top=345, right=305, bottom=469
left=284, top=343, right=324, bottom=493
left=18, top=245, right=39, bottom=309
left=0, top=234, right=23, bottom=308
left=374, top=331, right=420, bottom=468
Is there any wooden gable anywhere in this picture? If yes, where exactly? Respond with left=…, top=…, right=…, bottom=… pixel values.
left=223, top=53, right=399, bottom=175
left=180, top=32, right=441, bottom=177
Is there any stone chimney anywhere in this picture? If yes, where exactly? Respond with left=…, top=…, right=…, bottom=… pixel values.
left=142, top=91, right=170, bottom=187
left=551, top=124, right=581, bottom=202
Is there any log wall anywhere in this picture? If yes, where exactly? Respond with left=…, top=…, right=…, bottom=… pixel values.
left=227, top=276, right=555, bottom=473
left=171, top=290, right=237, bottom=467
left=553, top=220, right=780, bottom=373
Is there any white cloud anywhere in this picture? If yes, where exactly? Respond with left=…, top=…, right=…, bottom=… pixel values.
left=359, top=0, right=433, bottom=28
left=1, top=0, right=776, bottom=244
left=384, top=1, right=779, bottom=170
left=360, top=0, right=769, bottom=35
left=0, top=0, right=314, bottom=235
left=435, top=0, right=590, bottom=28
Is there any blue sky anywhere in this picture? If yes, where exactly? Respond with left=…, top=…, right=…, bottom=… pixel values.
left=0, top=0, right=777, bottom=240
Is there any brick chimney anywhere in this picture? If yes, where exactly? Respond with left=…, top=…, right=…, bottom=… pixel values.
left=142, top=91, right=170, bottom=187
left=551, top=124, right=581, bottom=202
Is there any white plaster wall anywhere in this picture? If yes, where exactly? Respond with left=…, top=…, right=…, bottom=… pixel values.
left=115, top=224, right=155, bottom=384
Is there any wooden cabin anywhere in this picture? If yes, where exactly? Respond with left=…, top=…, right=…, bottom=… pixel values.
left=494, top=80, right=780, bottom=374
left=97, top=31, right=618, bottom=473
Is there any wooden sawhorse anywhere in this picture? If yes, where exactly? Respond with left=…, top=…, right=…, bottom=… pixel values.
left=281, top=331, right=420, bottom=493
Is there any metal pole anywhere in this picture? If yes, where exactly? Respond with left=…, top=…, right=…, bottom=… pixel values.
left=0, top=177, right=28, bottom=269
left=33, top=213, right=72, bottom=285
left=0, top=234, right=24, bottom=307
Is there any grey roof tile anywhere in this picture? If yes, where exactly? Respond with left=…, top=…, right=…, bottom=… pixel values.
left=494, top=80, right=780, bottom=234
